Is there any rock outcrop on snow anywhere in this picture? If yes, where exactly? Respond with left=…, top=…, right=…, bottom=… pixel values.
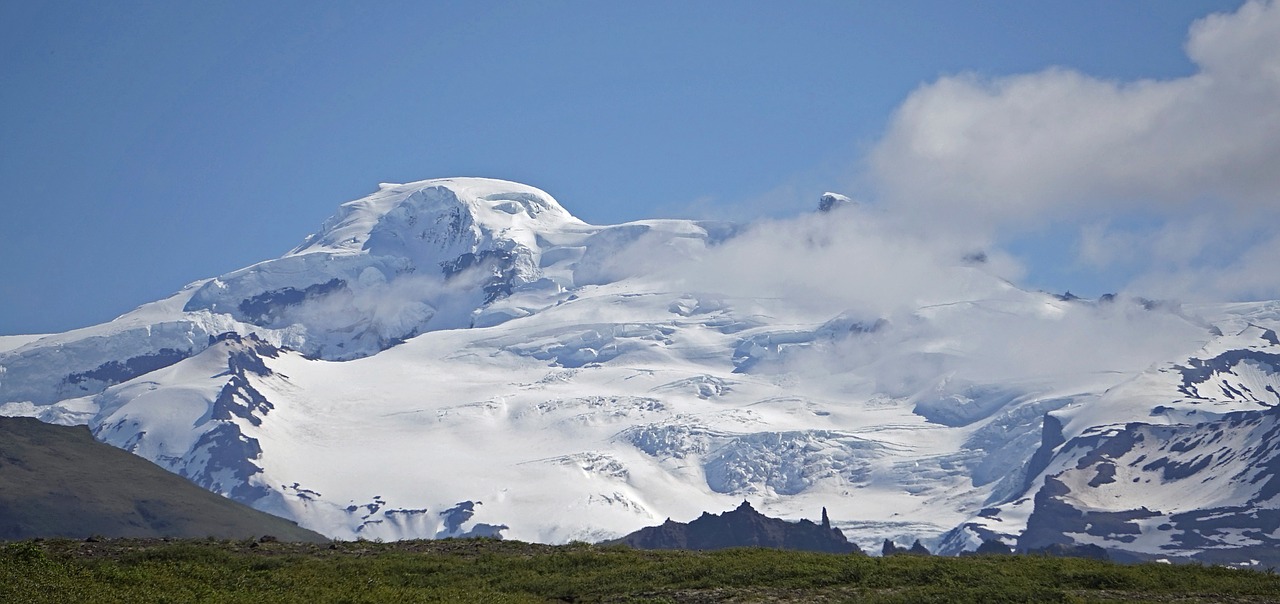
left=616, top=501, right=859, bottom=554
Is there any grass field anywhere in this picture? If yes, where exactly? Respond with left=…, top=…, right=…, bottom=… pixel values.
left=4, top=537, right=1279, bottom=603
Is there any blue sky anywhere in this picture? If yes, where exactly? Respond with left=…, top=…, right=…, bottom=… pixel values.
left=3, top=0, right=1276, bottom=335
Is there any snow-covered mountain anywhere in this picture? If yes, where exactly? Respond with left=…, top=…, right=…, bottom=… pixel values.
left=3, top=177, right=1279, bottom=563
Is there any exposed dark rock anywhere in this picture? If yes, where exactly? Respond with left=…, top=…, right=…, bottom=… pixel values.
left=973, top=539, right=1013, bottom=555
left=1175, top=349, right=1280, bottom=403
left=1263, top=328, right=1280, bottom=346
left=883, top=539, right=931, bottom=556
left=165, top=332, right=284, bottom=500
left=1169, top=505, right=1280, bottom=550
left=936, top=520, right=1020, bottom=557
left=614, top=501, right=860, bottom=554
left=62, top=348, right=192, bottom=390
left=1020, top=413, right=1067, bottom=496
left=1141, top=453, right=1214, bottom=480
left=964, top=397, right=1073, bottom=504
left=210, top=332, right=281, bottom=377
left=204, top=334, right=280, bottom=428
left=1137, top=298, right=1168, bottom=311
left=236, top=278, right=346, bottom=325
left=209, top=375, right=274, bottom=427
left=1019, top=475, right=1156, bottom=552
left=439, top=501, right=478, bottom=534
left=433, top=501, right=509, bottom=539
left=1087, top=462, right=1117, bottom=487
left=817, top=193, right=852, bottom=213
left=179, top=423, right=271, bottom=505
left=1020, top=404, right=1280, bottom=558
left=440, top=249, right=519, bottom=303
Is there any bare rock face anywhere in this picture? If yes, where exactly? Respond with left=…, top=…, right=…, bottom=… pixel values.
left=817, top=192, right=853, bottom=213
left=882, top=538, right=931, bottom=556
left=615, top=501, right=861, bottom=554
left=1016, top=402, right=1280, bottom=566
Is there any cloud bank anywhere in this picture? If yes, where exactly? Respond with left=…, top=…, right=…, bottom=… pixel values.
left=864, top=0, right=1280, bottom=301
left=871, top=0, right=1280, bottom=225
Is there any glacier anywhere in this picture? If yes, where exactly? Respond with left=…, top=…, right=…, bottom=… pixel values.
left=3, top=177, right=1280, bottom=562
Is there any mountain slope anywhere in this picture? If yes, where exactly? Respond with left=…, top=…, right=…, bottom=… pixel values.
left=0, top=416, right=325, bottom=541
left=3, top=177, right=1279, bottom=562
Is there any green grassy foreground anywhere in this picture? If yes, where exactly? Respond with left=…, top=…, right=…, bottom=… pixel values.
left=4, top=537, right=1278, bottom=603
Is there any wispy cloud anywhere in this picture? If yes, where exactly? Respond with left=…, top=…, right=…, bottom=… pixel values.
left=270, top=266, right=497, bottom=356
left=660, top=204, right=1023, bottom=318
left=622, top=202, right=1212, bottom=394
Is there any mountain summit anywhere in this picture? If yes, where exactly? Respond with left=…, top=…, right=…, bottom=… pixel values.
left=181, top=178, right=593, bottom=359
left=4, top=178, right=1280, bottom=564
left=292, top=178, right=583, bottom=258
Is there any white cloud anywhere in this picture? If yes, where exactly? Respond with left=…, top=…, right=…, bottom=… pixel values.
left=869, top=0, right=1280, bottom=231
left=1075, top=217, right=1221, bottom=272
left=1126, top=232, right=1280, bottom=302
left=660, top=208, right=1211, bottom=394
left=660, top=205, right=1024, bottom=318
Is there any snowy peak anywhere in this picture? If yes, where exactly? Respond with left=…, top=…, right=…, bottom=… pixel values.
left=817, top=192, right=853, bottom=213
left=173, top=177, right=753, bottom=361
left=290, top=178, right=585, bottom=259
left=12, top=174, right=1280, bottom=563
left=179, top=179, right=593, bottom=360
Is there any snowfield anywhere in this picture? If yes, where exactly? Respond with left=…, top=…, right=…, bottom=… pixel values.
left=4, top=177, right=1280, bottom=559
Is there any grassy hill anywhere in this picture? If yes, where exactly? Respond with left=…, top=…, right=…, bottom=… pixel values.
left=0, top=416, right=324, bottom=542
left=4, top=537, right=1280, bottom=603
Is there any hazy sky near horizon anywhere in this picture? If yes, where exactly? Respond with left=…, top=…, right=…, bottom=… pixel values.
left=3, top=0, right=1277, bottom=335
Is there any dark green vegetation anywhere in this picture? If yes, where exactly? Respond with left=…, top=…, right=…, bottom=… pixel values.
left=0, top=416, right=324, bottom=542
left=5, top=537, right=1279, bottom=603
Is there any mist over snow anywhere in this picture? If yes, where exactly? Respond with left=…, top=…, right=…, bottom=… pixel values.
left=660, top=206, right=1023, bottom=318
left=2, top=172, right=1279, bottom=559
left=264, top=269, right=491, bottom=352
